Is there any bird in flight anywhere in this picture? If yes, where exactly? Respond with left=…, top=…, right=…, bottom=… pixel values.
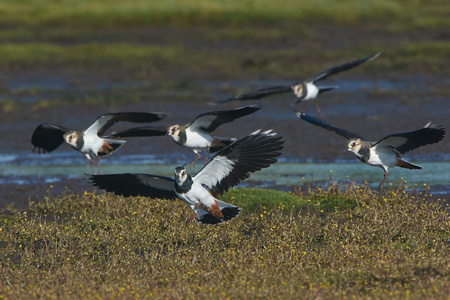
left=295, top=111, right=445, bottom=189
left=108, top=104, right=261, bottom=168
left=218, top=52, right=381, bottom=116
left=31, top=112, right=167, bottom=174
left=89, top=129, right=283, bottom=225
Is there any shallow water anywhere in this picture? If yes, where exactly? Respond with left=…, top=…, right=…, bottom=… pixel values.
left=1, top=75, right=448, bottom=206
left=1, top=152, right=449, bottom=192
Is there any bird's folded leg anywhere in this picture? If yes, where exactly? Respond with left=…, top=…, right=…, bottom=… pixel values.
left=315, top=99, right=322, bottom=118
left=190, top=151, right=202, bottom=169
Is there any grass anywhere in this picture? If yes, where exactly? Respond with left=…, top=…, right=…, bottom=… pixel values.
left=0, top=0, right=448, bottom=29
left=0, top=0, right=448, bottom=112
left=1, top=184, right=449, bottom=299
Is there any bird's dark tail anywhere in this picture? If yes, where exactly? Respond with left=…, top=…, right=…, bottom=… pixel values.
left=396, top=157, right=422, bottom=170
left=197, top=200, right=241, bottom=225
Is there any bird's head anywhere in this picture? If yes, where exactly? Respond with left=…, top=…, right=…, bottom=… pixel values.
left=168, top=124, right=181, bottom=141
left=64, top=131, right=80, bottom=148
left=347, top=138, right=362, bottom=154
left=174, top=166, right=189, bottom=185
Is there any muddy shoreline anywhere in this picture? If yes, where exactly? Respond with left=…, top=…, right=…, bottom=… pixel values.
left=1, top=25, right=449, bottom=209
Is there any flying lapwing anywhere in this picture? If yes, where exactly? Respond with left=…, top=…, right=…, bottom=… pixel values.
left=295, top=111, right=445, bottom=189
left=108, top=104, right=261, bottom=168
left=218, top=53, right=381, bottom=116
left=89, top=129, right=283, bottom=224
left=31, top=112, right=167, bottom=174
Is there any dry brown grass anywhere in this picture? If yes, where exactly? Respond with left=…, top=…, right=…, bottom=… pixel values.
left=1, top=184, right=449, bottom=299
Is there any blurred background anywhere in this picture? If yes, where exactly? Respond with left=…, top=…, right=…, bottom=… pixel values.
left=0, top=0, right=448, bottom=207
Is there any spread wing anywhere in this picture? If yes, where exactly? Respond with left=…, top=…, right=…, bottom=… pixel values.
left=88, top=173, right=177, bottom=199
left=106, top=126, right=168, bottom=138
left=308, top=52, right=382, bottom=83
left=373, top=122, right=445, bottom=154
left=31, top=123, right=70, bottom=153
left=84, top=112, right=168, bottom=137
left=188, top=104, right=261, bottom=133
left=193, top=129, right=283, bottom=198
left=295, top=111, right=364, bottom=140
left=217, top=86, right=292, bottom=103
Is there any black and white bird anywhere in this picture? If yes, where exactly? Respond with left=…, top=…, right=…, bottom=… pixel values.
left=89, top=129, right=283, bottom=225
left=31, top=112, right=167, bottom=174
left=108, top=104, right=261, bottom=168
left=295, top=112, right=445, bottom=189
left=218, top=53, right=381, bottom=115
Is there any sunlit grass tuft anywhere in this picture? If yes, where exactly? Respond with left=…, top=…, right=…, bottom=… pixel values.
left=1, top=183, right=449, bottom=299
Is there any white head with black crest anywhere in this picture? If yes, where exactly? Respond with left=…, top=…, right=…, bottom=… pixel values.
left=174, top=163, right=189, bottom=185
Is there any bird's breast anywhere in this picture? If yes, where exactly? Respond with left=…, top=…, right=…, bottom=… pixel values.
left=81, top=134, right=104, bottom=155
left=303, top=82, right=319, bottom=100
left=367, top=146, right=397, bottom=169
left=184, top=130, right=214, bottom=148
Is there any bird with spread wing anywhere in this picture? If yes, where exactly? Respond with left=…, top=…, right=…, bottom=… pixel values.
left=89, top=129, right=283, bottom=225
left=295, top=111, right=445, bottom=189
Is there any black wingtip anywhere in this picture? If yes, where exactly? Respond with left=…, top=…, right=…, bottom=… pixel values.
left=424, top=122, right=446, bottom=142
left=293, top=111, right=315, bottom=123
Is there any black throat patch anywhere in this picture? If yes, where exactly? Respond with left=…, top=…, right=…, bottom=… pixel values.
left=75, top=134, right=84, bottom=150
left=175, top=175, right=193, bottom=194
left=177, top=128, right=187, bottom=145
left=357, top=146, right=371, bottom=163
left=298, top=82, right=307, bottom=98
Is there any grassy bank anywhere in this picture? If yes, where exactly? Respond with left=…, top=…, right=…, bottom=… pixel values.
left=0, top=0, right=448, bottom=112
left=0, top=0, right=447, bottom=29
left=0, top=0, right=448, bottom=73
left=1, top=185, right=449, bottom=299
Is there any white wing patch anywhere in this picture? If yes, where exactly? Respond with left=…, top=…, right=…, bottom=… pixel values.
left=189, top=114, right=217, bottom=132
left=194, top=156, right=235, bottom=189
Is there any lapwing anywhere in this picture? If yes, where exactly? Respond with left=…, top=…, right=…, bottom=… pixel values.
left=89, top=129, right=283, bottom=225
left=218, top=53, right=381, bottom=115
left=31, top=112, right=167, bottom=174
left=295, top=111, right=445, bottom=189
left=108, top=104, right=261, bottom=168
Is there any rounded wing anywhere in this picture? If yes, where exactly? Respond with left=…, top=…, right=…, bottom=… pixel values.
left=294, top=111, right=364, bottom=140
left=194, top=129, right=283, bottom=198
left=31, top=123, right=70, bottom=153
left=189, top=104, right=261, bottom=133
left=85, top=112, right=168, bottom=137
left=88, top=173, right=177, bottom=199
left=373, top=122, right=445, bottom=154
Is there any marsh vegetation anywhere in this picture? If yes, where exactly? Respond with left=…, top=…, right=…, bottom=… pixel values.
left=1, top=184, right=449, bottom=298
left=1, top=1, right=449, bottom=298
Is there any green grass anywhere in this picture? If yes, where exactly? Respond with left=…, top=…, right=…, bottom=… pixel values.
left=0, top=0, right=448, bottom=113
left=1, top=185, right=449, bottom=299
left=0, top=0, right=426, bottom=28
left=0, top=0, right=447, bottom=29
